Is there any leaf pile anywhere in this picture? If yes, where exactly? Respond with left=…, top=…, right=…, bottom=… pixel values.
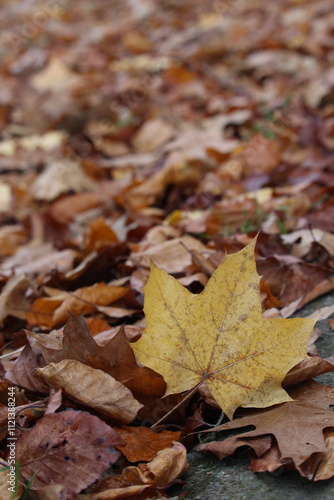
left=1, top=0, right=334, bottom=497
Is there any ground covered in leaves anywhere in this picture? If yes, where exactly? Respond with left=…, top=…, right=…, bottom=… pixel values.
left=1, top=0, right=334, bottom=498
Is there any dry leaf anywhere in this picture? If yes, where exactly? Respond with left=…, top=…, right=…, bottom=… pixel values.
left=123, top=441, right=188, bottom=487
left=17, top=410, right=124, bottom=499
left=35, top=313, right=166, bottom=402
left=27, top=283, right=128, bottom=328
left=36, top=359, right=143, bottom=423
left=114, top=426, right=181, bottom=462
left=132, top=238, right=315, bottom=419
left=197, top=381, right=334, bottom=471
left=132, top=118, right=174, bottom=152
left=30, top=160, right=96, bottom=201
left=5, top=342, right=49, bottom=393
left=128, top=235, right=209, bottom=274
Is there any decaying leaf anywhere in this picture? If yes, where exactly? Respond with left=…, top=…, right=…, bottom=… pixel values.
left=197, top=381, right=334, bottom=476
left=113, top=426, right=181, bottom=462
left=17, top=410, right=124, bottom=499
left=80, top=442, right=188, bottom=499
left=36, top=360, right=143, bottom=423
left=35, top=313, right=166, bottom=402
left=27, top=283, right=128, bottom=328
left=123, top=441, right=188, bottom=487
left=132, top=238, right=315, bottom=419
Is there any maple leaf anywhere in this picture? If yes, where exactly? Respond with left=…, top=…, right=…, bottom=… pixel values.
left=131, top=238, right=315, bottom=419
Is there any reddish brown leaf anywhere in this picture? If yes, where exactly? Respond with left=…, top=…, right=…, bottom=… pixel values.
left=35, top=313, right=166, bottom=402
left=114, top=426, right=181, bottom=462
left=17, top=410, right=124, bottom=499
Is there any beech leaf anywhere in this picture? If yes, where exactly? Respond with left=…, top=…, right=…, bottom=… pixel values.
left=132, top=238, right=315, bottom=419
left=36, top=359, right=143, bottom=423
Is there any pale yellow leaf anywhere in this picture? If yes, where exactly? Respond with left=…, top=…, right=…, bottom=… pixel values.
left=132, top=238, right=315, bottom=419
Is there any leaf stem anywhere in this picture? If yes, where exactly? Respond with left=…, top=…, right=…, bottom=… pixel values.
left=150, top=380, right=204, bottom=430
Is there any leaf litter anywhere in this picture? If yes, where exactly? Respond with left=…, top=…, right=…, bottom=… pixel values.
left=1, top=0, right=334, bottom=498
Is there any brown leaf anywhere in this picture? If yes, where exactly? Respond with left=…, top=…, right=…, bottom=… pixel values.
left=84, top=217, right=118, bottom=252
left=5, top=342, right=49, bottom=393
left=300, top=430, right=334, bottom=480
left=243, top=134, right=284, bottom=174
left=48, top=192, right=103, bottom=224
left=30, top=160, right=96, bottom=201
left=17, top=410, right=124, bottom=499
left=197, top=381, right=334, bottom=469
left=0, top=275, right=34, bottom=323
left=132, top=118, right=174, bottom=153
left=36, top=313, right=166, bottom=402
left=114, top=426, right=181, bottom=462
left=128, top=235, right=210, bottom=274
left=36, top=359, right=143, bottom=423
left=283, top=355, right=334, bottom=387
left=27, top=283, right=128, bottom=328
left=0, top=243, right=77, bottom=278
left=123, top=441, right=188, bottom=488
left=248, top=442, right=286, bottom=473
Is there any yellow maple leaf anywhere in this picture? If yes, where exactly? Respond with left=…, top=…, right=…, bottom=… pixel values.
left=131, top=238, right=315, bottom=419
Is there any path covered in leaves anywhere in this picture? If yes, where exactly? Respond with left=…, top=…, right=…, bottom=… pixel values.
left=1, top=0, right=334, bottom=498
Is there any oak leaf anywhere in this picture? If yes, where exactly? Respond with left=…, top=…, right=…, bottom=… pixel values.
left=132, top=238, right=315, bottom=419
left=197, top=381, right=334, bottom=472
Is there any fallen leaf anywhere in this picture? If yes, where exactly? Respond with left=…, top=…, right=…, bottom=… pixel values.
left=84, top=217, right=118, bottom=251
left=128, top=235, right=210, bottom=274
left=30, top=160, right=96, bottom=201
left=0, top=275, right=34, bottom=323
left=132, top=118, right=174, bottom=152
left=5, top=342, right=49, bottom=393
left=123, top=441, right=188, bottom=487
left=132, top=238, right=315, bottom=419
left=35, top=313, right=166, bottom=402
left=30, top=58, right=83, bottom=92
left=197, top=381, right=334, bottom=470
left=283, top=355, right=334, bottom=387
left=1, top=243, right=77, bottom=278
left=36, top=359, right=143, bottom=423
left=300, top=430, right=334, bottom=480
left=17, top=410, right=124, bottom=499
left=114, top=426, right=181, bottom=462
left=27, top=283, right=128, bottom=328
